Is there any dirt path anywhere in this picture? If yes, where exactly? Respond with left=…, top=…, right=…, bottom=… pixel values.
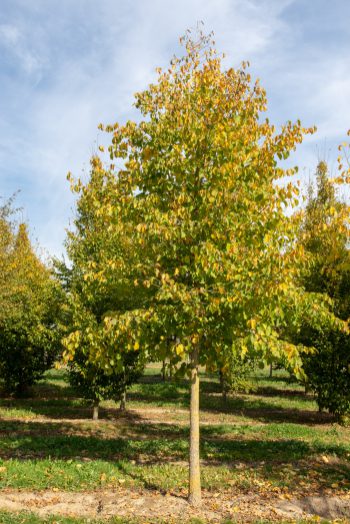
left=1, top=488, right=350, bottom=522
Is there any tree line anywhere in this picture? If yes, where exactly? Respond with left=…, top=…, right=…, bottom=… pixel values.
left=1, top=30, right=350, bottom=506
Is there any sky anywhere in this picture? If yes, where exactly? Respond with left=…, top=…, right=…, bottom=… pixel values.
left=0, top=0, right=349, bottom=258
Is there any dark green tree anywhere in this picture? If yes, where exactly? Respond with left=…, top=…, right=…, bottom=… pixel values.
left=68, top=347, right=143, bottom=419
left=298, top=161, right=350, bottom=418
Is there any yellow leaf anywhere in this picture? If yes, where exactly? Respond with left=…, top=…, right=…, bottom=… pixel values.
left=176, top=343, right=184, bottom=355
left=248, top=318, right=256, bottom=330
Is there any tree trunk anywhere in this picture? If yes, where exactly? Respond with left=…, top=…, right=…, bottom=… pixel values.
left=161, top=360, right=166, bottom=382
left=189, top=347, right=201, bottom=506
left=219, top=370, right=227, bottom=403
left=15, top=381, right=29, bottom=398
left=120, top=390, right=126, bottom=411
left=92, top=400, right=99, bottom=420
left=269, top=363, right=273, bottom=378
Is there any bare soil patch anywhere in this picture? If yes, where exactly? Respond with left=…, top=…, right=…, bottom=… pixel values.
left=276, top=495, right=350, bottom=520
left=1, top=489, right=350, bottom=522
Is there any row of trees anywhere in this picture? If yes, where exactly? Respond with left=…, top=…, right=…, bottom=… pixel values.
left=1, top=30, right=350, bottom=505
left=0, top=199, right=141, bottom=416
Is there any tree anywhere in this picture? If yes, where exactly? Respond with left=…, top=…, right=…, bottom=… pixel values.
left=219, top=350, right=256, bottom=401
left=62, top=156, right=145, bottom=419
left=64, top=30, right=343, bottom=505
left=68, top=344, right=143, bottom=419
left=0, top=206, right=62, bottom=396
left=297, top=161, right=350, bottom=418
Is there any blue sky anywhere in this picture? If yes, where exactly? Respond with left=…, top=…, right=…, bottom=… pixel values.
left=0, top=0, right=349, bottom=258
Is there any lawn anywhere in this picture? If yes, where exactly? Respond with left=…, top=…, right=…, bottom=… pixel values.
left=0, top=366, right=349, bottom=523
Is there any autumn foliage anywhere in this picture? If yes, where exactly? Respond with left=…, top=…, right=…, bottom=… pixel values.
left=61, top=30, right=350, bottom=504
left=0, top=201, right=62, bottom=396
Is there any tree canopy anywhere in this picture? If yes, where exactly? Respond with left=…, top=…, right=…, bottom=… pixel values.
left=297, top=161, right=350, bottom=418
left=64, top=31, right=347, bottom=505
left=0, top=201, right=62, bottom=395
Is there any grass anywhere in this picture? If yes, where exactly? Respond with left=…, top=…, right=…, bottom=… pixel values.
left=0, top=366, right=349, bottom=522
left=0, top=512, right=338, bottom=524
left=0, top=512, right=153, bottom=524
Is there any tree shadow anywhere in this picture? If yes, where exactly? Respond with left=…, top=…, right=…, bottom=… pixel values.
left=0, top=417, right=348, bottom=465
left=128, top=382, right=333, bottom=425
left=0, top=416, right=348, bottom=496
left=0, top=372, right=334, bottom=426
left=0, top=377, right=126, bottom=420
left=253, top=386, right=310, bottom=398
left=0, top=397, right=122, bottom=420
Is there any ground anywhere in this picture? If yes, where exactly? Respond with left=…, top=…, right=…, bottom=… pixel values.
left=0, top=365, right=349, bottom=523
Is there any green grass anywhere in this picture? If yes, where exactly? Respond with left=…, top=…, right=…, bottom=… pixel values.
left=0, top=512, right=153, bottom=524
left=0, top=513, right=337, bottom=524
left=0, top=366, right=349, bottom=522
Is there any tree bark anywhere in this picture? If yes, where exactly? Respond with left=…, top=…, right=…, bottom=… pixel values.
left=92, top=400, right=99, bottom=420
left=219, top=370, right=227, bottom=403
left=188, top=347, right=201, bottom=506
left=269, top=363, right=273, bottom=378
left=120, top=390, right=126, bottom=411
left=15, top=381, right=29, bottom=398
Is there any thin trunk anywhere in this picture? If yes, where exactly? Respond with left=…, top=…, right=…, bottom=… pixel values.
left=120, top=390, right=126, bottom=411
left=189, top=347, right=201, bottom=506
left=162, top=360, right=166, bottom=382
left=15, top=381, right=29, bottom=398
left=269, top=363, right=273, bottom=378
left=92, top=399, right=99, bottom=420
left=219, top=370, right=227, bottom=403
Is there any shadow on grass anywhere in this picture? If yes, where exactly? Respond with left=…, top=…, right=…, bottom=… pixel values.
left=0, top=397, right=123, bottom=420
left=0, top=376, right=123, bottom=420
left=0, top=418, right=348, bottom=465
left=129, top=377, right=332, bottom=425
left=0, top=373, right=332, bottom=425
left=253, top=385, right=313, bottom=401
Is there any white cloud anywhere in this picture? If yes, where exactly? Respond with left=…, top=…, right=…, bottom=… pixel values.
left=0, top=0, right=349, bottom=257
left=0, top=23, right=44, bottom=77
left=0, top=23, right=20, bottom=45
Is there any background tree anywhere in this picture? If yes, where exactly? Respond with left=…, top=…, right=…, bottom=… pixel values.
left=68, top=343, right=143, bottom=420
left=62, top=156, right=145, bottom=419
left=0, top=205, right=62, bottom=396
left=64, top=30, right=344, bottom=505
left=297, top=161, right=350, bottom=418
left=219, top=350, right=256, bottom=401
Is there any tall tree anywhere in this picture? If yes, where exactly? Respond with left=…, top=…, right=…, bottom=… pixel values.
left=64, top=31, right=343, bottom=505
left=62, top=156, right=145, bottom=417
left=0, top=208, right=62, bottom=396
left=297, top=161, right=350, bottom=418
